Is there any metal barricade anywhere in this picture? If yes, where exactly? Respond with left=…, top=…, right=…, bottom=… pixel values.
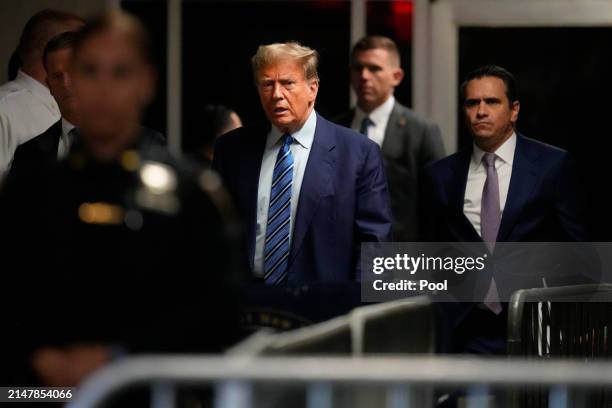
left=67, top=355, right=612, bottom=408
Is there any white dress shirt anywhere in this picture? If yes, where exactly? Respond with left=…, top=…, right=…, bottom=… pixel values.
left=351, top=95, right=395, bottom=147
left=463, top=132, right=517, bottom=236
left=253, top=109, right=317, bottom=275
left=58, top=118, right=76, bottom=159
left=0, top=70, right=60, bottom=177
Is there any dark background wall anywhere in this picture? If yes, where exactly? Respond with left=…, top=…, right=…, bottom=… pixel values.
left=122, top=0, right=415, bottom=152
left=180, top=0, right=351, bottom=151
left=120, top=3, right=612, bottom=238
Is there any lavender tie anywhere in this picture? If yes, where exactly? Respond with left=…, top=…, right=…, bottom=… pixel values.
left=481, top=152, right=502, bottom=314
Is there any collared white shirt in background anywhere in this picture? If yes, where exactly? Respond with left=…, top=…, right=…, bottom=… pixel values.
left=253, top=109, right=317, bottom=276
left=0, top=70, right=60, bottom=176
left=58, top=118, right=76, bottom=159
left=463, top=131, right=517, bottom=236
left=351, top=95, right=395, bottom=147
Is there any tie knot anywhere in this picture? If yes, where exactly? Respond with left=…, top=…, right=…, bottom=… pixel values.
left=482, top=152, right=496, bottom=168
left=360, top=116, right=374, bottom=136
left=281, top=133, right=294, bottom=146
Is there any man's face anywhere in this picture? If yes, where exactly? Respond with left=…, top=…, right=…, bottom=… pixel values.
left=350, top=48, right=403, bottom=112
left=46, top=48, right=76, bottom=118
left=71, top=30, right=154, bottom=157
left=464, top=76, right=520, bottom=151
left=257, top=59, right=318, bottom=134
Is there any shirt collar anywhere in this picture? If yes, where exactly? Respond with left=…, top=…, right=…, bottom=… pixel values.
left=355, top=95, right=395, bottom=127
left=472, top=131, right=517, bottom=166
left=267, top=108, right=317, bottom=149
left=15, top=69, right=54, bottom=102
left=61, top=118, right=75, bottom=136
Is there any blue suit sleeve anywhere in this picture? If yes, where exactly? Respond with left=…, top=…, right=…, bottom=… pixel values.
left=353, top=142, right=393, bottom=277
left=554, top=153, right=590, bottom=242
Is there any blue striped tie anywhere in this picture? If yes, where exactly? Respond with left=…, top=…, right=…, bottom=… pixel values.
left=263, top=134, right=294, bottom=285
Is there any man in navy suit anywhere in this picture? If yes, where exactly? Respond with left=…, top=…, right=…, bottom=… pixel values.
left=213, top=42, right=392, bottom=286
left=424, top=65, right=588, bottom=354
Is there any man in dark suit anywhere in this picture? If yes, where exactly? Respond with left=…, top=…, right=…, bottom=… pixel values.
left=8, top=31, right=165, bottom=184
left=336, top=35, right=445, bottom=241
left=8, top=31, right=80, bottom=181
left=424, top=65, right=588, bottom=354
left=213, top=41, right=392, bottom=286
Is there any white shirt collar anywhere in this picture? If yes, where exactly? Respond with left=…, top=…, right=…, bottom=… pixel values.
left=61, top=118, right=75, bottom=136
left=267, top=108, right=317, bottom=149
left=14, top=69, right=53, bottom=102
left=472, top=131, right=517, bottom=166
left=355, top=95, right=395, bottom=127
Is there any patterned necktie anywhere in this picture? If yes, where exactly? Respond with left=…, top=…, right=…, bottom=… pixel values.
left=360, top=116, right=374, bottom=136
left=481, top=152, right=502, bottom=314
left=263, top=134, right=294, bottom=285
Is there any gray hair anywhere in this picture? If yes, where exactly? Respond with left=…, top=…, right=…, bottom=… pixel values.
left=251, top=41, right=319, bottom=83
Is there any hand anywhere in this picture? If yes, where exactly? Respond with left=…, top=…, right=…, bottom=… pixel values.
left=32, top=344, right=112, bottom=386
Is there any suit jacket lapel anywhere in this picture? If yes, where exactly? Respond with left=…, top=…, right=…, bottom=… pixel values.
left=40, top=120, right=62, bottom=158
left=448, top=149, right=482, bottom=242
left=244, top=126, right=268, bottom=266
left=289, top=114, right=336, bottom=264
left=497, top=134, right=539, bottom=242
left=381, top=102, right=404, bottom=158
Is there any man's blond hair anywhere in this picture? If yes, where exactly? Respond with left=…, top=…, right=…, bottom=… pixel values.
left=251, top=42, right=319, bottom=83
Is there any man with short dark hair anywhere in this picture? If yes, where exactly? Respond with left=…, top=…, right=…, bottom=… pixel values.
left=424, top=65, right=588, bottom=354
left=8, top=31, right=80, bottom=181
left=0, top=9, right=84, bottom=177
left=337, top=35, right=445, bottom=241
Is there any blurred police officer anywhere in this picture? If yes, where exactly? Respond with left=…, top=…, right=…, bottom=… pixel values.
left=0, top=11, right=244, bottom=388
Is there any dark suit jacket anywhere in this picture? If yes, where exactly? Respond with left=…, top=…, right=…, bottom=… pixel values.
left=8, top=122, right=166, bottom=182
left=424, top=133, right=587, bottom=244
left=9, top=119, right=63, bottom=182
left=336, top=101, right=445, bottom=241
left=213, top=113, right=392, bottom=285
left=424, top=133, right=589, bottom=353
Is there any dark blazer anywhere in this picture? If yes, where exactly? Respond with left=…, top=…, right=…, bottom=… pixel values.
left=336, top=101, right=445, bottom=241
left=424, top=133, right=589, bottom=354
left=9, top=119, right=63, bottom=181
left=424, top=133, right=587, bottom=244
left=213, top=113, right=392, bottom=285
left=8, top=122, right=166, bottom=182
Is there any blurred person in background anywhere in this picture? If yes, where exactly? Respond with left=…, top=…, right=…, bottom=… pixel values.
left=0, top=11, right=245, bottom=389
left=213, top=41, right=392, bottom=286
left=0, top=9, right=84, bottom=178
left=8, top=31, right=80, bottom=181
left=187, top=104, right=242, bottom=167
left=337, top=35, right=445, bottom=242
